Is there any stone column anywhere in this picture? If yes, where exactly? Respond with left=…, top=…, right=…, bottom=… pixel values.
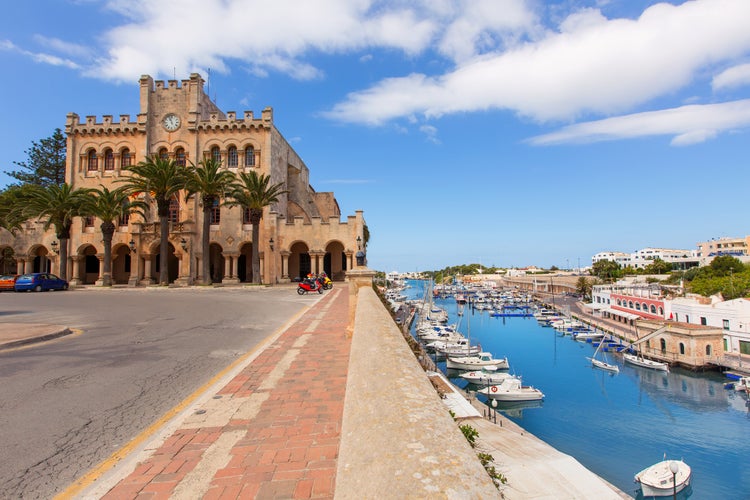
left=279, top=251, right=291, bottom=283
left=141, top=254, right=154, bottom=285
left=95, top=254, right=110, bottom=286
left=17, top=258, right=26, bottom=275
left=173, top=250, right=191, bottom=287
left=70, top=256, right=83, bottom=286
left=222, top=253, right=240, bottom=285
left=128, top=251, right=140, bottom=287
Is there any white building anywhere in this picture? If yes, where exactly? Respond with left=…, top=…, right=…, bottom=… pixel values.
left=592, top=251, right=631, bottom=267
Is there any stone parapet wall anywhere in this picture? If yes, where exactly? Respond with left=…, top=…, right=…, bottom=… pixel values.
left=336, top=285, right=499, bottom=498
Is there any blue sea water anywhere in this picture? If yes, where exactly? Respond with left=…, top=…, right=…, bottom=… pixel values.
left=405, top=280, right=750, bottom=499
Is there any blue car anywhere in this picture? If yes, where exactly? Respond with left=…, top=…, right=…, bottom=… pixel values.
left=14, top=273, right=69, bottom=292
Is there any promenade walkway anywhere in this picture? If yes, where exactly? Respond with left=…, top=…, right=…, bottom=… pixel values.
left=4, top=283, right=630, bottom=499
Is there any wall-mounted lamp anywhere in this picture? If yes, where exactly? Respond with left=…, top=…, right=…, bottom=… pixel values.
left=356, top=236, right=362, bottom=250
left=128, top=239, right=136, bottom=252
left=269, top=237, right=274, bottom=251
left=180, top=237, right=188, bottom=252
left=50, top=240, right=58, bottom=254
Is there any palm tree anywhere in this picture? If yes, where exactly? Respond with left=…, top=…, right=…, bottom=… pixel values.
left=184, top=158, right=237, bottom=285
left=80, top=186, right=148, bottom=286
left=20, top=183, right=92, bottom=280
left=227, top=171, right=287, bottom=284
left=118, top=155, right=190, bottom=285
left=0, top=187, right=28, bottom=235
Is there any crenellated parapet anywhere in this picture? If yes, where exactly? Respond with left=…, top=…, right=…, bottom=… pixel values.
left=193, top=107, right=273, bottom=132
left=65, top=112, right=145, bottom=136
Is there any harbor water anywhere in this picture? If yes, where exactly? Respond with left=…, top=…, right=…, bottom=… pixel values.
left=406, top=280, right=750, bottom=499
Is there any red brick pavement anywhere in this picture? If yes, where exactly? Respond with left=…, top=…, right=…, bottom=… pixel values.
left=101, top=288, right=351, bottom=499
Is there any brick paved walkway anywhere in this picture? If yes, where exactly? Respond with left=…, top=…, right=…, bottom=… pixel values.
left=101, top=288, right=350, bottom=499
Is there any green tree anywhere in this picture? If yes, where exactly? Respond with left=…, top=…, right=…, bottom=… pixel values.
left=644, top=258, right=672, bottom=275
left=227, top=171, right=287, bottom=284
left=117, top=155, right=190, bottom=285
left=184, top=158, right=237, bottom=284
left=709, top=255, right=745, bottom=277
left=591, top=259, right=621, bottom=281
left=5, top=129, right=67, bottom=187
left=80, top=186, right=148, bottom=286
left=0, top=186, right=29, bottom=234
left=21, top=183, right=92, bottom=280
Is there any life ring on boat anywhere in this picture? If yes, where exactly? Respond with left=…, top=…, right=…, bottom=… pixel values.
left=490, top=386, right=498, bottom=393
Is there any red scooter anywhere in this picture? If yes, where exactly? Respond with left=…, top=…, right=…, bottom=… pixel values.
left=297, top=277, right=323, bottom=295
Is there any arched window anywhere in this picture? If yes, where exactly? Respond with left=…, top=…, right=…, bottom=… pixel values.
left=87, top=150, right=98, bottom=171
left=210, top=198, right=221, bottom=224
left=659, top=307, right=664, bottom=316
left=616, top=299, right=622, bottom=306
left=242, top=206, right=251, bottom=224
left=159, top=148, right=169, bottom=160
left=227, top=146, right=238, bottom=167
left=706, top=345, right=712, bottom=356
left=244, top=146, right=255, bottom=167
left=175, top=148, right=186, bottom=166
left=635, top=302, right=641, bottom=311
left=679, top=343, right=685, bottom=355
left=104, top=149, right=115, bottom=170
left=628, top=301, right=634, bottom=309
left=168, top=196, right=180, bottom=223
left=121, top=148, right=132, bottom=167
left=650, top=305, right=657, bottom=314
left=211, top=146, right=221, bottom=163
left=642, top=303, right=648, bottom=312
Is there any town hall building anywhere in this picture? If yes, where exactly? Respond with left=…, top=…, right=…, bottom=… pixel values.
left=1, top=73, right=366, bottom=286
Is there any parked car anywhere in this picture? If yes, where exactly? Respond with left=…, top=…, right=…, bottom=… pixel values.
left=0, top=274, right=19, bottom=291
left=14, top=273, right=69, bottom=292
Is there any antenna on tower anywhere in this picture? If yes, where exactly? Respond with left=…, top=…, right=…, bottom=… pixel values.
left=173, top=66, right=176, bottom=80
left=207, top=68, right=211, bottom=97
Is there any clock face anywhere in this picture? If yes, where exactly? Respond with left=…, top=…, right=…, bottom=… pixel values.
left=163, top=114, right=180, bottom=131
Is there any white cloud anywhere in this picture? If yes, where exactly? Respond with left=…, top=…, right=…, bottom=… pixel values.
left=325, top=0, right=750, bottom=125
left=92, top=0, right=439, bottom=82
left=32, top=35, right=92, bottom=59
left=419, top=124, right=441, bottom=144
left=713, top=63, right=750, bottom=91
left=0, top=38, right=80, bottom=69
left=527, top=99, right=750, bottom=146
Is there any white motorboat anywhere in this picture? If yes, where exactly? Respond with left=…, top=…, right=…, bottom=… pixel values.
left=623, top=352, right=669, bottom=372
left=446, top=351, right=509, bottom=371
left=459, top=368, right=517, bottom=385
left=429, top=339, right=482, bottom=356
left=573, top=330, right=604, bottom=341
left=634, top=459, right=691, bottom=497
left=476, top=377, right=545, bottom=402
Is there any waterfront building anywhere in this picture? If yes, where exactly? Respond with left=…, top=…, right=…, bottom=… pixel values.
left=592, top=248, right=698, bottom=270
left=696, top=235, right=750, bottom=265
left=592, top=251, right=631, bottom=267
left=0, top=74, right=366, bottom=285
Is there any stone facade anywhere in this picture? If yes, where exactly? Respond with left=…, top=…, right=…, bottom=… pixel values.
left=0, top=74, right=366, bottom=285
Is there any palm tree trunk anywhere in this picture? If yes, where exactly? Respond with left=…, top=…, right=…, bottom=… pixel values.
left=159, top=215, right=169, bottom=285
left=202, top=203, right=212, bottom=285
left=57, top=223, right=72, bottom=281
left=251, top=211, right=262, bottom=284
left=101, top=221, right=115, bottom=286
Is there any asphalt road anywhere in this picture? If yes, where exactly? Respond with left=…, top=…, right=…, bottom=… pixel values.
left=0, top=286, right=315, bottom=499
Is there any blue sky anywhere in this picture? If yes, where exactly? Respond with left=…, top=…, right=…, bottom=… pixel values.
left=2, top=0, right=749, bottom=273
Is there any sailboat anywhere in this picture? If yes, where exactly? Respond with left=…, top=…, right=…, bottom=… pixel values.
left=587, top=336, right=619, bottom=373
left=623, top=325, right=670, bottom=372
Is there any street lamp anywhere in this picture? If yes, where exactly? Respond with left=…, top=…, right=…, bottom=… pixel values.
left=269, top=237, right=274, bottom=251
left=356, top=235, right=362, bottom=250
left=50, top=240, right=58, bottom=254
left=128, top=239, right=136, bottom=253
left=669, top=460, right=679, bottom=500
left=180, top=238, right=188, bottom=252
